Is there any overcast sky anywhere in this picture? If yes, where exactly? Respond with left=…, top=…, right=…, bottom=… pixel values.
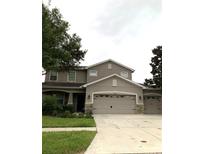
left=44, top=0, right=162, bottom=83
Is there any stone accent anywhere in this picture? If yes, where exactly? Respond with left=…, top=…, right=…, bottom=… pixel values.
left=85, top=104, right=93, bottom=114
left=85, top=104, right=144, bottom=114
left=136, top=104, right=144, bottom=114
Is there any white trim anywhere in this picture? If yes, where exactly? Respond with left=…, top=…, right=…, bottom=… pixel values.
left=67, top=70, right=76, bottom=82
left=91, top=91, right=139, bottom=105
left=81, top=74, right=146, bottom=88
left=87, top=59, right=135, bottom=72
left=49, top=71, right=58, bottom=81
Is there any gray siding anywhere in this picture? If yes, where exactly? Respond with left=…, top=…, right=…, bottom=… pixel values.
left=45, top=70, right=87, bottom=83
left=87, top=61, right=132, bottom=83
left=76, top=70, right=87, bottom=83
left=85, top=76, right=143, bottom=105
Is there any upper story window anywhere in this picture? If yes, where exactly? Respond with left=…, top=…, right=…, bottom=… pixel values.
left=49, top=71, right=58, bottom=81
left=120, top=71, right=128, bottom=78
left=108, top=63, right=112, bottom=69
left=112, top=79, right=117, bottom=86
left=89, top=70, right=97, bottom=76
left=67, top=70, right=76, bottom=82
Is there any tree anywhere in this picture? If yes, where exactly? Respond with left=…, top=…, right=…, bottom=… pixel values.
left=144, top=46, right=162, bottom=88
left=42, top=4, right=87, bottom=74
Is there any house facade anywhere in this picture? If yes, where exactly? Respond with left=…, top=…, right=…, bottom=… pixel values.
left=42, top=59, right=162, bottom=114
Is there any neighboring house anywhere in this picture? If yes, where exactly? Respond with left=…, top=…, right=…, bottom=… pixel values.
left=42, top=59, right=162, bottom=114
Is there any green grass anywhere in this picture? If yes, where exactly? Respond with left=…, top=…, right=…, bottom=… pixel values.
left=42, top=131, right=96, bottom=154
left=42, top=116, right=96, bottom=128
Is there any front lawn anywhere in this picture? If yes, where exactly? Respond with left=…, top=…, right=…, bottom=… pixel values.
left=42, top=116, right=96, bottom=128
left=42, top=131, right=96, bottom=154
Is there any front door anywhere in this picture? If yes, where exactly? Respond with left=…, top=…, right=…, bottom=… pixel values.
left=76, top=93, right=85, bottom=112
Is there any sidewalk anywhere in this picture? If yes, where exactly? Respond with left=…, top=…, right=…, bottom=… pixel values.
left=42, top=127, right=96, bottom=132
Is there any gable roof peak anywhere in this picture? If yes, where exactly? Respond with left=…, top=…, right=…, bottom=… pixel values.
left=87, top=59, right=135, bottom=72
left=81, top=73, right=146, bottom=88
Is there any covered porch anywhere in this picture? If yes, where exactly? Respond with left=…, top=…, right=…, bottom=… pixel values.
left=42, top=83, right=85, bottom=112
left=42, top=88, right=86, bottom=113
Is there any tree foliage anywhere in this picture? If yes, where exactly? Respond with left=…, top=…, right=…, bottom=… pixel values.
left=144, top=46, right=162, bottom=88
left=42, top=4, right=87, bottom=73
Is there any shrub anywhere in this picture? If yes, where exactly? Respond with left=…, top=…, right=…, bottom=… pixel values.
left=42, top=95, right=61, bottom=115
left=70, top=112, right=93, bottom=118
left=72, top=112, right=80, bottom=117
left=78, top=112, right=84, bottom=118
left=85, top=110, right=93, bottom=115
left=54, top=112, right=93, bottom=118
left=63, top=104, right=74, bottom=113
left=51, top=110, right=58, bottom=116
left=84, top=113, right=93, bottom=118
left=59, top=111, right=72, bottom=118
left=71, top=112, right=84, bottom=118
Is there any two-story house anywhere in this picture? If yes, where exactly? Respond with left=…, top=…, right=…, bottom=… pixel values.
left=42, top=59, right=162, bottom=114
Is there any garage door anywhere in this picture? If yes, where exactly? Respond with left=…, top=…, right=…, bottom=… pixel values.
left=144, top=96, right=162, bottom=114
left=93, top=94, right=136, bottom=114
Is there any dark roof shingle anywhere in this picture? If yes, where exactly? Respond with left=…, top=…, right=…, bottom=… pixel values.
left=42, top=82, right=85, bottom=88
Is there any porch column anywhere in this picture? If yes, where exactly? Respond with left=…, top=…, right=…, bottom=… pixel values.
left=68, top=92, right=73, bottom=105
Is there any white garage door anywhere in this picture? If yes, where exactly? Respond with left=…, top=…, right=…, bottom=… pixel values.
left=93, top=94, right=136, bottom=114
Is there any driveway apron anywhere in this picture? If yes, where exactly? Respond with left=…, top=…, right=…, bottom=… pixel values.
left=85, top=114, right=161, bottom=154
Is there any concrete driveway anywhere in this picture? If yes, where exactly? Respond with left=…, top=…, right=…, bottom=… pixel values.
left=85, top=114, right=161, bottom=154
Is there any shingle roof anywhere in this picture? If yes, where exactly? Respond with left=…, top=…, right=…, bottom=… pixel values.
left=46, top=66, right=87, bottom=71
left=42, top=82, right=85, bottom=88
left=87, top=59, right=135, bottom=72
left=81, top=74, right=146, bottom=88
